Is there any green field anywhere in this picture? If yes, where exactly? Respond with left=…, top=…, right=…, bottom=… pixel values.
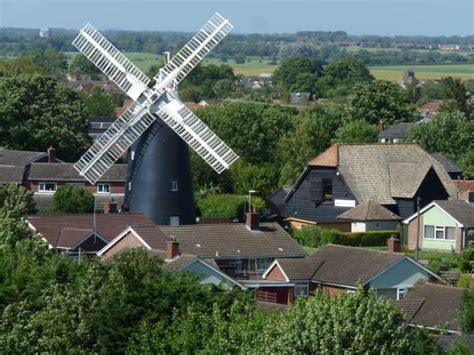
left=369, top=64, right=474, bottom=81
left=203, top=56, right=277, bottom=76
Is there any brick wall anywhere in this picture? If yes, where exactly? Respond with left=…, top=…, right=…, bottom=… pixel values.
left=100, top=231, right=144, bottom=261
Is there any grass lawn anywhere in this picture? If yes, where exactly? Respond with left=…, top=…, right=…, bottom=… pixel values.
left=369, top=63, right=474, bottom=81
left=362, top=245, right=453, bottom=260
left=203, top=56, right=277, bottom=76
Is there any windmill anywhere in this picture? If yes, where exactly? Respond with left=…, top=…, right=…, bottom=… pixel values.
left=72, top=13, right=239, bottom=225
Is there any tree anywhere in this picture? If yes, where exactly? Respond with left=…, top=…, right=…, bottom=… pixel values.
left=0, top=184, right=35, bottom=219
left=441, top=77, right=471, bottom=114
left=278, top=103, right=348, bottom=184
left=213, top=78, right=236, bottom=99
left=0, top=74, right=90, bottom=161
left=272, top=57, right=322, bottom=95
left=81, top=87, right=120, bottom=117
left=20, top=49, right=67, bottom=78
left=69, top=54, right=101, bottom=79
left=317, top=57, right=373, bottom=97
left=350, top=80, right=414, bottom=125
left=460, top=288, right=474, bottom=334
left=333, top=120, right=379, bottom=144
left=53, top=186, right=94, bottom=214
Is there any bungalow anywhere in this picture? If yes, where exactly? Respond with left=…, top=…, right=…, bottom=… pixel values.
left=98, top=212, right=307, bottom=280
left=337, top=200, right=400, bottom=232
left=378, top=122, right=414, bottom=144
left=403, top=200, right=474, bottom=253
left=255, top=243, right=442, bottom=305
left=396, top=282, right=464, bottom=334
left=27, top=163, right=127, bottom=210
left=27, top=213, right=154, bottom=257
left=282, top=143, right=458, bottom=232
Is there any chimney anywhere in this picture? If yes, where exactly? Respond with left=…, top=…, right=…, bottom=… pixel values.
left=103, top=201, right=110, bottom=214
left=47, top=146, right=56, bottom=163
left=246, top=212, right=260, bottom=231
left=378, top=119, right=385, bottom=133
left=166, top=238, right=180, bottom=260
left=387, top=235, right=401, bottom=253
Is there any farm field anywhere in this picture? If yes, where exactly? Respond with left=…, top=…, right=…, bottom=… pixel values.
left=369, top=64, right=474, bottom=81
left=203, top=56, right=277, bottom=76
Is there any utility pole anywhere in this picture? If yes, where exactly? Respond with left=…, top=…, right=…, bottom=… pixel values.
left=416, top=196, right=421, bottom=261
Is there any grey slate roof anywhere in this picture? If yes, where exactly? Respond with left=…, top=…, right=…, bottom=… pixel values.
left=337, top=200, right=401, bottom=221
left=431, top=153, right=462, bottom=174
left=310, top=244, right=404, bottom=286
left=337, top=144, right=457, bottom=205
left=160, top=223, right=307, bottom=259
left=435, top=200, right=474, bottom=227
left=29, top=163, right=127, bottom=182
left=0, top=148, right=47, bottom=166
left=378, top=122, right=414, bottom=139
left=0, top=166, right=25, bottom=183
left=396, top=283, right=463, bottom=332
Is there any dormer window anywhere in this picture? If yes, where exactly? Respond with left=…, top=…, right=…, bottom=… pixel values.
left=322, top=178, right=333, bottom=201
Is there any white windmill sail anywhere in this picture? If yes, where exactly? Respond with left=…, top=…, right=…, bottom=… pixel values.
left=74, top=102, right=156, bottom=184
left=72, top=23, right=150, bottom=100
left=154, top=13, right=233, bottom=89
left=157, top=91, right=239, bottom=174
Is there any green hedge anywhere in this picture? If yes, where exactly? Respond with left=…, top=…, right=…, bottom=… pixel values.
left=292, top=226, right=398, bottom=248
left=196, top=194, right=247, bottom=219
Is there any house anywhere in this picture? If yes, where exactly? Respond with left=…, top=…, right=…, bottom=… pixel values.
left=420, top=101, right=443, bottom=118
left=378, top=122, right=414, bottom=143
left=27, top=163, right=127, bottom=210
left=98, top=212, right=307, bottom=280
left=396, top=282, right=464, bottom=334
left=27, top=213, right=154, bottom=257
left=456, top=180, right=474, bottom=203
left=403, top=200, right=474, bottom=252
left=255, top=243, right=442, bottom=305
left=282, top=143, right=458, bottom=231
left=431, top=153, right=463, bottom=180
left=267, top=185, right=293, bottom=216
left=99, top=226, right=245, bottom=289
left=0, top=147, right=59, bottom=186
left=337, top=200, right=401, bottom=232
left=89, top=117, right=115, bottom=141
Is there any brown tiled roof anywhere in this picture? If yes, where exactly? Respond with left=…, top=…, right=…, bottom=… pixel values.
left=128, top=225, right=171, bottom=250
left=0, top=166, right=25, bottom=183
left=396, top=283, right=463, bottom=332
left=56, top=227, right=93, bottom=248
left=114, top=98, right=134, bottom=117
left=456, top=180, right=474, bottom=193
left=420, top=101, right=442, bottom=113
left=274, top=258, right=322, bottom=280
left=337, top=200, right=400, bottom=221
left=308, top=144, right=339, bottom=167
left=0, top=148, right=47, bottom=166
left=160, top=222, right=307, bottom=259
left=310, top=244, right=404, bottom=286
left=29, top=163, right=127, bottom=182
left=335, top=143, right=457, bottom=205
left=435, top=200, right=474, bottom=227
left=162, top=254, right=198, bottom=270
left=28, top=213, right=154, bottom=247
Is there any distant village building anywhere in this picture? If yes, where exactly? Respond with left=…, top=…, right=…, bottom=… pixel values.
left=39, top=27, right=51, bottom=38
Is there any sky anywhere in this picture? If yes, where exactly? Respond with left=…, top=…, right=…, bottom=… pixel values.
left=0, top=0, right=472, bottom=36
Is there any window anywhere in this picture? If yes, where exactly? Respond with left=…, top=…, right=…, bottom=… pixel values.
left=322, top=178, right=333, bottom=201
left=97, top=183, right=110, bottom=193
left=424, top=225, right=456, bottom=241
left=257, top=258, right=273, bottom=271
left=171, top=181, right=178, bottom=192
left=375, top=222, right=380, bottom=229
left=39, top=182, right=57, bottom=192
left=397, top=288, right=408, bottom=301
left=169, top=216, right=180, bottom=226
left=294, top=283, right=309, bottom=297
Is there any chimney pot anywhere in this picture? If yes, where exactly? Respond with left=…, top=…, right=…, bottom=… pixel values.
left=387, top=235, right=401, bottom=253
left=246, top=212, right=260, bottom=231
left=167, top=238, right=180, bottom=260
left=47, top=146, right=56, bottom=163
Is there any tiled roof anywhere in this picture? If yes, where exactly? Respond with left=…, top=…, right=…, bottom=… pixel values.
left=435, top=200, right=474, bottom=227
left=0, top=166, right=25, bottom=183
left=29, top=163, right=127, bottom=182
left=308, top=144, right=339, bottom=167
left=0, top=148, right=47, bottom=166
left=274, top=258, right=322, bottom=280
left=378, top=122, right=414, bottom=139
left=128, top=225, right=171, bottom=250
left=420, top=101, right=442, bottom=113
left=160, top=222, right=307, bottom=259
left=332, top=143, right=457, bottom=205
left=28, top=213, right=154, bottom=247
left=396, top=283, right=463, bottom=332
left=456, top=180, right=474, bottom=192
left=337, top=200, right=400, bottom=221
left=431, top=153, right=462, bottom=174
left=310, top=244, right=404, bottom=286
left=56, top=227, right=94, bottom=248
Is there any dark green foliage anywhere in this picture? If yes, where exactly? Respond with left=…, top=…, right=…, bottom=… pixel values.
left=457, top=242, right=474, bottom=273
left=196, top=193, right=246, bottom=219
left=0, top=74, right=91, bottom=161
left=460, top=288, right=474, bottom=334
left=350, top=80, right=414, bottom=124
left=81, top=87, right=121, bottom=117
left=272, top=56, right=323, bottom=95
left=333, top=119, right=379, bottom=144
left=342, top=230, right=400, bottom=247
left=0, top=183, right=35, bottom=219
left=441, top=77, right=471, bottom=114
left=9, top=48, right=68, bottom=78
left=69, top=53, right=101, bottom=78
left=53, top=185, right=94, bottom=213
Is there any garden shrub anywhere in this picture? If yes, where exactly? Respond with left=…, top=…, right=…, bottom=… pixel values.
left=340, top=230, right=398, bottom=247
left=196, top=194, right=246, bottom=220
